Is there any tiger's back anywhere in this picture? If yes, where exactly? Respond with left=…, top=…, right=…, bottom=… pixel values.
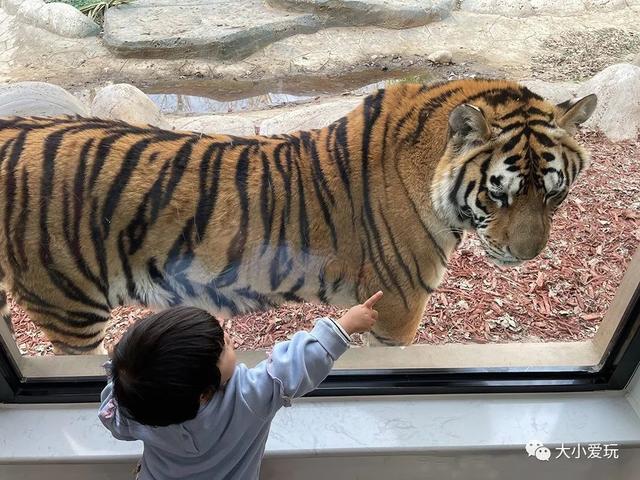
left=0, top=116, right=363, bottom=353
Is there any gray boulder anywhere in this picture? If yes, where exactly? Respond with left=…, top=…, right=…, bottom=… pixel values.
left=577, top=63, right=640, bottom=142
left=0, top=81, right=89, bottom=117
left=4, top=0, right=100, bottom=38
left=91, top=84, right=167, bottom=127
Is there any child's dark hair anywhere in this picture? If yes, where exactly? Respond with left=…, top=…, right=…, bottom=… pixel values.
left=111, top=306, right=225, bottom=426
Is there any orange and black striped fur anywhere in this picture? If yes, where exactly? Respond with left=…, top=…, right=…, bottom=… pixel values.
left=0, top=79, right=596, bottom=353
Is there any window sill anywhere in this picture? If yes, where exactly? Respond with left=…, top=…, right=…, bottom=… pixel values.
left=2, top=389, right=640, bottom=464
left=16, top=340, right=606, bottom=380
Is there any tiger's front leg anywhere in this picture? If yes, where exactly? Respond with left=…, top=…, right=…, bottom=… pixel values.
left=363, top=290, right=430, bottom=346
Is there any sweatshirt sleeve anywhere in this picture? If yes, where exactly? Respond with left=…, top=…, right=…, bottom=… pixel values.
left=98, top=371, right=137, bottom=441
left=236, top=317, right=349, bottom=419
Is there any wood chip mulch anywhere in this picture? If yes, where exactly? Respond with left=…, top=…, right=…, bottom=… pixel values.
left=8, top=131, right=640, bottom=356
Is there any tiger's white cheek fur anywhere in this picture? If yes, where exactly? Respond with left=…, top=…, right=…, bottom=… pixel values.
left=431, top=169, right=462, bottom=227
left=542, top=155, right=567, bottom=192
left=488, top=170, right=522, bottom=204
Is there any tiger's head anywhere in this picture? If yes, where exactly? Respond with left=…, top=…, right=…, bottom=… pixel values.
left=432, top=85, right=597, bottom=266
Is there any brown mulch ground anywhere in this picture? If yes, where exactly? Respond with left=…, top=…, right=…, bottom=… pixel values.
left=532, top=28, right=640, bottom=81
left=8, top=131, right=640, bottom=356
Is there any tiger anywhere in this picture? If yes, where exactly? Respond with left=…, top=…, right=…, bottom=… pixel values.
left=0, top=78, right=597, bottom=354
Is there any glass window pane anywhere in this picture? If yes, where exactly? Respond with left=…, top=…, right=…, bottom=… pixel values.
left=0, top=1, right=638, bottom=384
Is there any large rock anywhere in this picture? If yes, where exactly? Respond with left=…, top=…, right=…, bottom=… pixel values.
left=427, top=50, right=453, bottom=64
left=0, top=81, right=89, bottom=116
left=170, top=114, right=261, bottom=136
left=103, top=0, right=324, bottom=60
left=519, top=79, right=580, bottom=104
left=169, top=97, right=362, bottom=136
left=2, top=0, right=25, bottom=14
left=91, top=84, right=167, bottom=127
left=259, top=98, right=361, bottom=135
left=460, top=0, right=636, bottom=16
left=577, top=63, right=640, bottom=142
left=4, top=0, right=100, bottom=38
left=103, top=0, right=456, bottom=59
left=267, top=0, right=456, bottom=29
left=43, top=2, right=100, bottom=37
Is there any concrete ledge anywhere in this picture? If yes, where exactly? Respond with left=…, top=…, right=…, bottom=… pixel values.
left=16, top=340, right=603, bottom=380
left=1, top=391, right=640, bottom=465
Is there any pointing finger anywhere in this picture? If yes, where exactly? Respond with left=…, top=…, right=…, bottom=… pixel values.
left=364, top=290, right=383, bottom=308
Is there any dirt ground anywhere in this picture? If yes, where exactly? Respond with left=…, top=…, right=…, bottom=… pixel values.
left=8, top=131, right=639, bottom=355
left=3, top=7, right=639, bottom=99
left=531, top=27, right=640, bottom=81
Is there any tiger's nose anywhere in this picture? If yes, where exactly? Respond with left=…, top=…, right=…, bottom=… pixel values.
left=508, top=217, right=549, bottom=260
left=509, top=241, right=543, bottom=260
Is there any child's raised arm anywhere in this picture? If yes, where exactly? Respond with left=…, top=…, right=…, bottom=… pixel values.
left=234, top=292, right=382, bottom=419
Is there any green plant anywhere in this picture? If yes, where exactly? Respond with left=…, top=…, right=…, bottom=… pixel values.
left=79, top=0, right=132, bottom=24
left=45, top=0, right=95, bottom=7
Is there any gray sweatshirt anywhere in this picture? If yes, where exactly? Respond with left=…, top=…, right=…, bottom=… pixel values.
left=98, top=318, right=350, bottom=480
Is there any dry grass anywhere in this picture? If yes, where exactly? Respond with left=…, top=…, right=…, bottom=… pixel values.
left=532, top=28, right=640, bottom=81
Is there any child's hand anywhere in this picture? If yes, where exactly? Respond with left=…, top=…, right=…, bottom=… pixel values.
left=337, top=291, right=383, bottom=335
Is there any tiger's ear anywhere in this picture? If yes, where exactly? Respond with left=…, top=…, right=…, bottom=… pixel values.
left=556, top=94, right=597, bottom=133
left=448, top=104, right=491, bottom=147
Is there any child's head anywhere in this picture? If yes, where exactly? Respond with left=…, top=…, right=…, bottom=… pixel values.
left=110, top=306, right=236, bottom=427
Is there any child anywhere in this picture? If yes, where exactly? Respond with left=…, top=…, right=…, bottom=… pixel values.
left=98, top=291, right=383, bottom=480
